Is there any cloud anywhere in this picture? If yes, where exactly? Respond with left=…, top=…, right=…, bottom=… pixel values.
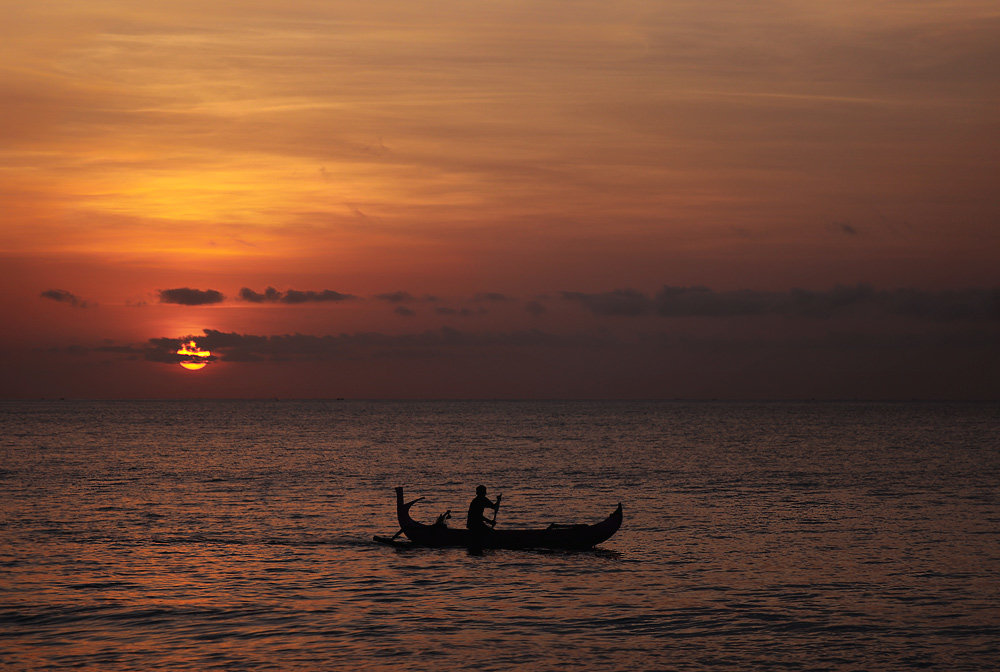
left=141, top=340, right=219, bottom=364
left=40, top=289, right=90, bottom=308
left=159, top=288, right=224, bottom=305
left=394, top=306, right=416, bottom=317
left=376, top=292, right=495, bottom=311
left=238, top=287, right=357, bottom=303
left=95, top=344, right=143, bottom=355
left=525, top=300, right=547, bottom=316
left=473, top=292, right=511, bottom=302
left=561, top=285, right=999, bottom=322
left=561, top=289, right=652, bottom=316
left=239, top=286, right=282, bottom=303
left=656, top=285, right=1000, bottom=320
left=139, top=327, right=612, bottom=364
left=436, top=307, right=479, bottom=317
left=653, top=286, right=773, bottom=317
left=880, top=288, right=1000, bottom=322
left=376, top=291, right=416, bottom=303
left=76, top=319, right=996, bottom=400
left=283, top=289, right=356, bottom=304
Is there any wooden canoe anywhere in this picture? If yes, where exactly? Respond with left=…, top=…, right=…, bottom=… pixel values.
left=379, top=487, right=622, bottom=550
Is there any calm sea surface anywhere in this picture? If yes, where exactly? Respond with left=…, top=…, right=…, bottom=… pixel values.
left=1, top=400, right=998, bottom=670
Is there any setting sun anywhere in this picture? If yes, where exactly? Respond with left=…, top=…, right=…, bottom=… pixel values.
left=177, top=341, right=212, bottom=371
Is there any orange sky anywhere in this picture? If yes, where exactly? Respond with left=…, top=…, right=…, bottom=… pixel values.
left=2, top=0, right=998, bottom=398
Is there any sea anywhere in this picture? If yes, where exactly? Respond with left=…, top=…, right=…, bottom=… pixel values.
left=1, top=400, right=998, bottom=670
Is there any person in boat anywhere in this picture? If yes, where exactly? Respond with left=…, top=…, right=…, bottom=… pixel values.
left=466, top=485, right=501, bottom=533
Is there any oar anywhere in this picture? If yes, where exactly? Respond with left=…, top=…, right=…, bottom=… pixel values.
left=490, top=493, right=502, bottom=527
left=372, top=528, right=407, bottom=546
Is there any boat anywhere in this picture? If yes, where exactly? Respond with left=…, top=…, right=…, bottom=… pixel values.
left=374, top=487, right=622, bottom=550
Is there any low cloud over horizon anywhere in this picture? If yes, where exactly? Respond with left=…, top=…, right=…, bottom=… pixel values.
left=159, top=288, right=225, bottom=306
left=40, top=289, right=91, bottom=308
left=239, top=287, right=357, bottom=304
left=563, top=285, right=1000, bottom=321
left=141, top=327, right=598, bottom=363
left=375, top=291, right=417, bottom=303
left=73, top=282, right=1000, bottom=322
left=13, top=281, right=1000, bottom=400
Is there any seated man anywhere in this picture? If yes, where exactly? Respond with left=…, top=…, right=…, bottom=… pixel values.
left=466, top=485, right=501, bottom=533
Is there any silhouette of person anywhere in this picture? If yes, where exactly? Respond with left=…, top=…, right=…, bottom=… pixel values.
left=466, top=485, right=501, bottom=533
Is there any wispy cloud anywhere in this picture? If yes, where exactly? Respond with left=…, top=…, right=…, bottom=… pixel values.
left=283, top=289, right=356, bottom=304
left=525, top=300, right=547, bottom=316
left=40, top=289, right=91, bottom=308
left=435, top=307, right=480, bottom=317
left=561, top=289, right=652, bottom=316
left=375, top=291, right=417, bottom=303
left=238, top=287, right=357, bottom=304
left=473, top=292, right=511, bottom=302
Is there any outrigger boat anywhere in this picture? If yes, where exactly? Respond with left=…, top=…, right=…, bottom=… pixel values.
left=375, top=487, right=623, bottom=550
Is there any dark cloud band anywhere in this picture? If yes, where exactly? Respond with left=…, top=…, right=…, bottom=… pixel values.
left=239, top=287, right=356, bottom=303
left=562, top=285, right=1000, bottom=321
left=141, top=327, right=605, bottom=363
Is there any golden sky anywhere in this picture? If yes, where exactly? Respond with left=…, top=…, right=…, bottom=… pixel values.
left=2, top=0, right=998, bottom=398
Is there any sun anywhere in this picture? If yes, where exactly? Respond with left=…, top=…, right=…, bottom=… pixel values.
left=177, top=340, right=212, bottom=371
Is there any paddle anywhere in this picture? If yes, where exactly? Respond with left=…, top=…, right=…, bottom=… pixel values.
left=490, top=493, right=502, bottom=528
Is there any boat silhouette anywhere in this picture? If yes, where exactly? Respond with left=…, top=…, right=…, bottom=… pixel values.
left=375, top=487, right=622, bottom=550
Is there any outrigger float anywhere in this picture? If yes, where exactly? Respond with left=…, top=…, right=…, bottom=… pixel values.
left=374, top=487, right=622, bottom=550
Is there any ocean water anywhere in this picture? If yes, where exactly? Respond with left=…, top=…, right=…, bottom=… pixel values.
left=1, top=400, right=998, bottom=670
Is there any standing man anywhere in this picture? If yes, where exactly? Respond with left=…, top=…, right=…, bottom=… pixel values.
left=466, top=485, right=501, bottom=533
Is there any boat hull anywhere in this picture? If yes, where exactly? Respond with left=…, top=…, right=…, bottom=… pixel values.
left=392, top=487, right=622, bottom=550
